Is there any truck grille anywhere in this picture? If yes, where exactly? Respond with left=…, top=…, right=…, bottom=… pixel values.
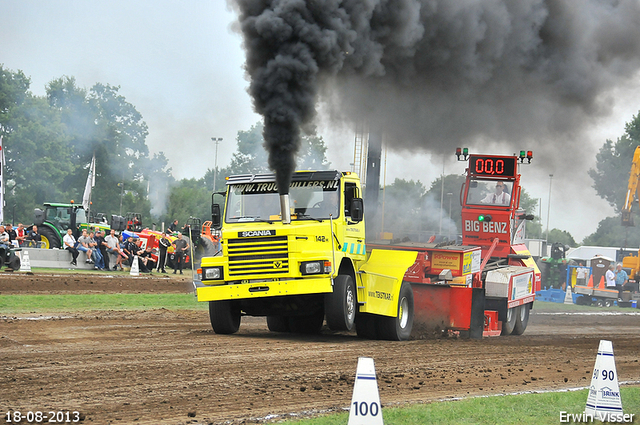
left=227, top=236, right=289, bottom=276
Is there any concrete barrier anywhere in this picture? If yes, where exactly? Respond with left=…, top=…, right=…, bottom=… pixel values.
left=19, top=248, right=100, bottom=270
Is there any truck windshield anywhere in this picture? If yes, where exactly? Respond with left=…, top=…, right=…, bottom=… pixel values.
left=225, top=180, right=340, bottom=222
left=465, top=179, right=513, bottom=207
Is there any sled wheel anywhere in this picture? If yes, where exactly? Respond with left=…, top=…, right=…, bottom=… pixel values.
left=378, top=281, right=414, bottom=341
left=512, top=304, right=530, bottom=335
left=502, top=306, right=518, bottom=335
left=208, top=300, right=240, bottom=334
left=325, top=275, right=356, bottom=331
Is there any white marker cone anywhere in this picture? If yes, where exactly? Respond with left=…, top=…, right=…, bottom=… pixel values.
left=564, top=284, right=573, bottom=304
left=19, top=250, right=31, bottom=272
left=348, top=357, right=384, bottom=425
left=130, top=256, right=140, bottom=276
left=585, top=340, right=623, bottom=421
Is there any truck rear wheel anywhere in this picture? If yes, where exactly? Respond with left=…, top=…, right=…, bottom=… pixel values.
left=502, top=306, right=517, bottom=335
left=512, top=304, right=530, bottom=335
left=39, top=226, right=60, bottom=249
left=288, top=310, right=324, bottom=334
left=378, top=281, right=414, bottom=341
left=266, top=315, right=290, bottom=332
left=355, top=313, right=378, bottom=339
left=208, top=301, right=240, bottom=334
left=325, top=275, right=356, bottom=331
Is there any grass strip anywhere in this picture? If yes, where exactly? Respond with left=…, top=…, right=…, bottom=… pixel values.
left=285, top=387, right=640, bottom=424
left=0, top=293, right=207, bottom=314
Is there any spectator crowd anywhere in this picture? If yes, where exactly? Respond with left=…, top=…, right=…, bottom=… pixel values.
left=1, top=220, right=192, bottom=274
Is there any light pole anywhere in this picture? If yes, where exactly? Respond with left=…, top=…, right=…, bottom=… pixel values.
left=118, top=182, right=124, bottom=216
left=211, top=137, right=223, bottom=192
left=447, top=193, right=453, bottom=240
left=439, top=158, right=445, bottom=235
left=546, top=174, right=553, bottom=241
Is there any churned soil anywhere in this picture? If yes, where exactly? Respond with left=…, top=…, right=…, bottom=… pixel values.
left=1, top=273, right=640, bottom=424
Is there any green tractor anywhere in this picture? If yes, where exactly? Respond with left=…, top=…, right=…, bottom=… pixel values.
left=538, top=242, right=569, bottom=290
left=33, top=202, right=113, bottom=249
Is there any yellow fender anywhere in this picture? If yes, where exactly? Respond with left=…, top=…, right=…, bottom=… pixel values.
left=356, top=249, right=418, bottom=317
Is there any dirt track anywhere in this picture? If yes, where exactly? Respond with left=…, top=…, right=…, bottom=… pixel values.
left=1, top=273, right=640, bottom=425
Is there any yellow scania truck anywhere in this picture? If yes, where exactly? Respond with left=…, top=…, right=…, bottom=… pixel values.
left=194, top=170, right=418, bottom=340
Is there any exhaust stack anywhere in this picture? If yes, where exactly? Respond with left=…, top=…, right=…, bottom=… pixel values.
left=280, top=194, right=291, bottom=224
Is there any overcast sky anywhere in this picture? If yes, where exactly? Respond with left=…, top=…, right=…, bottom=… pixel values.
left=3, top=0, right=640, bottom=242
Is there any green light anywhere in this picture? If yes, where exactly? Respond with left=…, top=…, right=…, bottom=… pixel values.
left=478, top=214, right=492, bottom=222
left=463, top=148, right=469, bottom=155
left=519, top=150, right=526, bottom=158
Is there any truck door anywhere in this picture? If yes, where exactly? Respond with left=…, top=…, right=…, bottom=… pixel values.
left=342, top=182, right=366, bottom=259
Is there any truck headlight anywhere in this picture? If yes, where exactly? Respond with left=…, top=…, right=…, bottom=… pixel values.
left=300, top=261, right=323, bottom=275
left=203, top=267, right=223, bottom=280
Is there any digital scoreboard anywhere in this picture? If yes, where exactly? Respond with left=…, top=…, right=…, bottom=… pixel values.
left=468, top=155, right=517, bottom=178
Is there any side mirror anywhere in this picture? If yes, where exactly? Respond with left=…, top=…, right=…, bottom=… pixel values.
left=211, top=204, right=222, bottom=230
left=34, top=208, right=45, bottom=226
left=350, top=198, right=364, bottom=223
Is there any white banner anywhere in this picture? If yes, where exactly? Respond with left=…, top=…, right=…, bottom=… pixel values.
left=82, top=154, right=96, bottom=210
left=0, top=135, right=4, bottom=224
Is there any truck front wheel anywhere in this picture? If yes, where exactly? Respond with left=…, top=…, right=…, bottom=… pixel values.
left=512, top=304, right=530, bottom=335
left=379, top=281, right=414, bottom=341
left=325, top=275, right=356, bottom=331
left=209, top=301, right=240, bottom=334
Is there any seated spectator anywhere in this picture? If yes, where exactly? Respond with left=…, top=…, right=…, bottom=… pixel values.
left=76, top=229, right=94, bottom=264
left=138, top=246, right=157, bottom=273
left=88, top=231, right=105, bottom=270
left=5, top=224, right=17, bottom=246
left=0, top=225, right=10, bottom=248
left=62, top=228, right=79, bottom=266
left=105, top=229, right=127, bottom=271
left=25, top=225, right=41, bottom=248
left=15, top=224, right=26, bottom=246
left=95, top=230, right=109, bottom=270
left=123, top=236, right=142, bottom=266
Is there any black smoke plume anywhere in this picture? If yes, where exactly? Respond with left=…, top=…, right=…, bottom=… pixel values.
left=233, top=0, right=640, bottom=185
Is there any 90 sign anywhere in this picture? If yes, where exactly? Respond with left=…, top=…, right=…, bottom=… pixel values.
left=469, top=155, right=517, bottom=178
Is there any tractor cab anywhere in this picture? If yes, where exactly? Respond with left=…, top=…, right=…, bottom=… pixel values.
left=34, top=202, right=111, bottom=249
left=38, top=203, right=85, bottom=233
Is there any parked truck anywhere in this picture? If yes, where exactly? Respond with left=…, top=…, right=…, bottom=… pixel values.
left=195, top=149, right=540, bottom=340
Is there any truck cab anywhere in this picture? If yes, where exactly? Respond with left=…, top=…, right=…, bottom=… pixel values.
left=196, top=170, right=417, bottom=339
